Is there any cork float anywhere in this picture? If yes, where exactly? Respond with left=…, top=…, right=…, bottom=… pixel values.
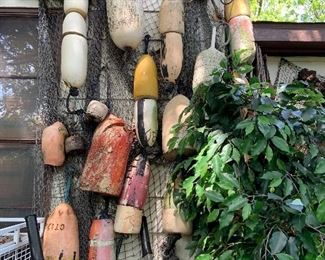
left=41, top=122, right=68, bottom=166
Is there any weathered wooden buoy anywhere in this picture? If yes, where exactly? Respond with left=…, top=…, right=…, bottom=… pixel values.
left=133, top=54, right=159, bottom=100
left=159, top=0, right=184, bottom=35
left=161, top=32, right=183, bottom=83
left=162, top=187, right=192, bottom=235
left=65, top=134, right=85, bottom=154
left=41, top=122, right=68, bottom=166
left=224, top=0, right=250, bottom=21
left=43, top=203, right=79, bottom=260
left=88, top=218, right=115, bottom=260
left=80, top=114, right=133, bottom=196
left=229, top=15, right=256, bottom=65
left=62, top=12, right=87, bottom=36
left=64, top=0, right=89, bottom=17
left=106, top=0, right=144, bottom=50
left=86, top=100, right=109, bottom=123
left=134, top=99, right=158, bottom=147
left=192, top=26, right=226, bottom=92
left=162, top=95, right=193, bottom=161
left=159, top=0, right=184, bottom=83
left=114, top=155, right=150, bottom=234
left=61, top=12, right=88, bottom=89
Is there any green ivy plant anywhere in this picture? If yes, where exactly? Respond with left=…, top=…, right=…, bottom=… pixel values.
left=169, top=56, right=325, bottom=260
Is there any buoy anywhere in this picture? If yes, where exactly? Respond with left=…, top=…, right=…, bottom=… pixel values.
left=43, top=203, right=79, bottom=259
left=159, top=0, right=184, bottom=34
left=114, top=155, right=150, bottom=234
left=229, top=15, right=256, bottom=65
left=134, top=99, right=158, bottom=147
left=62, top=12, right=87, bottom=36
left=65, top=134, right=84, bottom=154
left=133, top=54, right=159, bottom=100
left=175, top=236, right=195, bottom=260
left=61, top=11, right=88, bottom=89
left=88, top=218, right=116, bottom=260
left=161, top=32, right=183, bottom=83
left=86, top=100, right=109, bottom=123
left=41, top=122, right=68, bottom=166
left=192, top=26, right=226, bottom=92
left=106, top=0, right=144, bottom=50
left=162, top=95, right=193, bottom=161
left=64, top=0, right=89, bottom=18
left=80, top=114, right=133, bottom=197
left=162, top=184, right=192, bottom=235
left=224, top=0, right=250, bottom=22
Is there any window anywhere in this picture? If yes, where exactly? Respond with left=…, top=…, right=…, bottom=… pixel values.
left=0, top=14, right=39, bottom=217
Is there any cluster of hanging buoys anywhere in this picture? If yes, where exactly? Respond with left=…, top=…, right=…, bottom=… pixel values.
left=159, top=0, right=184, bottom=83
left=106, top=0, right=144, bottom=50
left=61, top=0, right=88, bottom=90
left=226, top=0, right=256, bottom=65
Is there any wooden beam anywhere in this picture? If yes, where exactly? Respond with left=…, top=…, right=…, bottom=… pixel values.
left=253, top=22, right=325, bottom=56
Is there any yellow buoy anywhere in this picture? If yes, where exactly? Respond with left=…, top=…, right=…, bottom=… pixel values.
left=133, top=54, right=159, bottom=100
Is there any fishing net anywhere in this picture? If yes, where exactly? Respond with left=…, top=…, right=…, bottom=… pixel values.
left=34, top=0, right=225, bottom=259
left=275, top=58, right=325, bottom=87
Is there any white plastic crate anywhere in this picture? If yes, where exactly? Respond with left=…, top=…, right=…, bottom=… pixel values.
left=0, top=218, right=44, bottom=260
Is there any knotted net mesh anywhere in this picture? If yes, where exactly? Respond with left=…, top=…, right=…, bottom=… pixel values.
left=34, top=0, right=226, bottom=259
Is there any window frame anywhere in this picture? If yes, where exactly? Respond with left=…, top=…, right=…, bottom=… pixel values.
left=0, top=7, right=38, bottom=144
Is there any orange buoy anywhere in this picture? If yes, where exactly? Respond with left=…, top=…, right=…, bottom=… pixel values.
left=80, top=114, right=133, bottom=196
left=88, top=218, right=115, bottom=260
left=114, top=155, right=151, bottom=234
left=159, top=0, right=184, bottom=35
left=41, top=122, right=68, bottom=166
left=224, top=0, right=250, bottom=22
left=43, top=203, right=79, bottom=259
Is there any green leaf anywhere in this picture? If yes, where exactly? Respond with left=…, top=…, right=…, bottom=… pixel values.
left=287, top=237, right=299, bottom=260
left=285, top=199, right=304, bottom=212
left=227, top=196, right=248, bottom=212
left=196, top=254, right=212, bottom=260
left=314, top=184, right=325, bottom=203
left=301, top=108, right=317, bottom=122
left=218, top=173, right=240, bottom=190
left=182, top=176, right=195, bottom=198
left=245, top=123, right=255, bottom=135
left=220, top=144, right=233, bottom=162
left=270, top=178, right=283, bottom=188
left=207, top=209, right=219, bottom=223
left=261, top=171, right=282, bottom=180
left=219, top=211, right=234, bottom=229
left=242, top=203, right=252, bottom=220
left=232, top=147, right=241, bottom=164
left=251, top=137, right=267, bottom=156
left=236, top=119, right=255, bottom=130
left=275, top=253, right=294, bottom=260
left=220, top=250, right=234, bottom=260
left=257, top=104, right=273, bottom=113
left=299, top=231, right=317, bottom=254
left=284, top=178, right=294, bottom=197
left=316, top=200, right=325, bottom=223
left=271, top=136, right=290, bottom=153
left=315, top=158, right=325, bottom=174
left=269, top=230, right=288, bottom=254
left=237, top=64, right=253, bottom=74
left=205, top=190, right=224, bottom=203
left=268, top=193, right=283, bottom=201
left=265, top=145, right=273, bottom=162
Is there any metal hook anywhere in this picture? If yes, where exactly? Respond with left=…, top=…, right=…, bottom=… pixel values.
left=66, top=87, right=85, bottom=115
left=144, top=34, right=151, bottom=54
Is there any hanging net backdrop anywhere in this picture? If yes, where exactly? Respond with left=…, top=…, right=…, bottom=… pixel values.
left=33, top=0, right=225, bottom=259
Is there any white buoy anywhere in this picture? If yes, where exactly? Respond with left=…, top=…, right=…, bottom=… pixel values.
left=192, top=26, right=226, bottom=92
left=64, top=0, right=89, bottom=18
left=62, top=12, right=87, bottom=36
left=106, top=0, right=144, bottom=50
